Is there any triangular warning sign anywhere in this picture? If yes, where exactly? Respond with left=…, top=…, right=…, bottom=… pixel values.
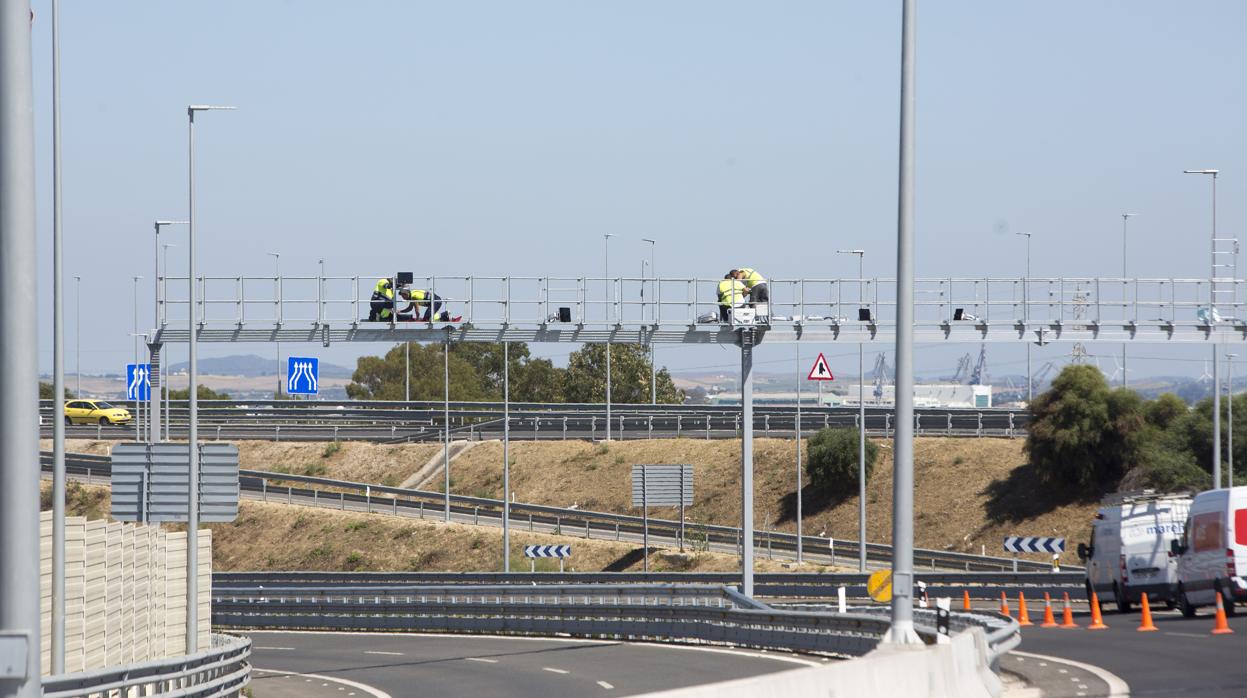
left=807, top=353, right=834, bottom=381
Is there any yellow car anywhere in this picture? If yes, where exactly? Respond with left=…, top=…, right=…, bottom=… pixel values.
left=64, top=400, right=132, bottom=426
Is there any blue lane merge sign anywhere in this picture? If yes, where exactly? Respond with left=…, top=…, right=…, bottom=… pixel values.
left=126, top=363, right=151, bottom=401
left=286, top=356, right=319, bottom=395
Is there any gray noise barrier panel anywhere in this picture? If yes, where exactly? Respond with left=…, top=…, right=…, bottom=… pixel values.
left=631, top=464, right=694, bottom=507
left=110, top=442, right=239, bottom=522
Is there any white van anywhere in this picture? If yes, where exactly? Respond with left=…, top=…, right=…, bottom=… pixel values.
left=1078, top=491, right=1192, bottom=612
left=1174, top=486, right=1247, bottom=617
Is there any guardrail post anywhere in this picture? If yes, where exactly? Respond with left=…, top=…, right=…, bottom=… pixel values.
left=420, top=501, right=424, bottom=519
left=562, top=417, right=567, bottom=440
left=333, top=425, right=339, bottom=442
left=339, top=492, right=344, bottom=510
left=529, top=514, right=533, bottom=531
left=287, top=486, right=292, bottom=504
left=365, top=486, right=371, bottom=513
left=615, top=523, right=620, bottom=540
left=274, top=425, right=280, bottom=442
left=313, top=489, right=318, bottom=505
left=474, top=506, right=479, bottom=525
left=591, top=416, right=596, bottom=441
left=215, top=425, right=221, bottom=441
left=585, top=520, right=590, bottom=538
left=556, top=516, right=561, bottom=535
left=647, top=416, right=653, bottom=439
left=393, top=497, right=398, bottom=515
left=262, top=479, right=267, bottom=502
left=947, top=414, right=952, bottom=435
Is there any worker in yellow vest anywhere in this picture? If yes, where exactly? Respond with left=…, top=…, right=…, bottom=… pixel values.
left=717, top=274, right=747, bottom=322
left=401, top=288, right=461, bottom=322
left=368, top=278, right=398, bottom=321
left=732, top=268, right=769, bottom=304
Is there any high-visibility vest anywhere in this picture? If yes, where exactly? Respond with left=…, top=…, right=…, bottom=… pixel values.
left=408, top=290, right=429, bottom=302
left=737, top=268, right=766, bottom=288
left=718, top=279, right=746, bottom=307
left=371, top=279, right=395, bottom=318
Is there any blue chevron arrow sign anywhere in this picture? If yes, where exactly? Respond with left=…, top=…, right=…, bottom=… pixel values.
left=524, top=545, right=572, bottom=559
left=1003, top=536, right=1065, bottom=554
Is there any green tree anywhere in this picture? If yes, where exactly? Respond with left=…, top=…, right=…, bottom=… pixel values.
left=1145, top=392, right=1188, bottom=430
left=562, top=344, right=683, bottom=404
left=345, top=342, right=564, bottom=402
left=167, top=385, right=231, bottom=400
left=1024, top=364, right=1116, bottom=489
left=805, top=427, right=878, bottom=493
left=40, top=382, right=73, bottom=399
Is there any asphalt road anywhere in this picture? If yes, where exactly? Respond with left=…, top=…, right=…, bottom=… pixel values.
left=1013, top=606, right=1247, bottom=697
left=243, top=631, right=814, bottom=697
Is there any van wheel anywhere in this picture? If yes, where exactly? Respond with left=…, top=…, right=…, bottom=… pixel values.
left=1114, top=583, right=1133, bottom=613
left=1221, top=582, right=1238, bottom=617
left=1179, top=585, right=1197, bottom=618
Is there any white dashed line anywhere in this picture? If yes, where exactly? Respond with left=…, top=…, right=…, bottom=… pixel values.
left=1010, top=651, right=1130, bottom=697
left=256, top=646, right=296, bottom=650
left=1165, top=632, right=1211, bottom=639
left=466, top=657, right=498, bottom=663
left=364, top=651, right=404, bottom=656
left=597, top=681, right=614, bottom=689
left=543, top=667, right=570, bottom=675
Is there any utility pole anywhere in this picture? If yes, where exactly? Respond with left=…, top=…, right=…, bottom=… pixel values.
left=1229, top=353, right=1237, bottom=489
left=838, top=248, right=867, bottom=573
left=1121, top=213, right=1136, bottom=388
left=51, top=0, right=67, bottom=673
left=1017, top=232, right=1032, bottom=405
left=1185, top=168, right=1221, bottom=488
left=643, top=238, right=656, bottom=404
left=604, top=233, right=612, bottom=441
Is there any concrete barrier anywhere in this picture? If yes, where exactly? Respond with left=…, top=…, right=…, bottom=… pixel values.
left=639, top=628, right=1002, bottom=698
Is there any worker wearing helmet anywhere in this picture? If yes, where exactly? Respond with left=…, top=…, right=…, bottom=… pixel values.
left=368, top=278, right=397, bottom=321
left=717, top=274, right=747, bottom=322
left=401, top=288, right=461, bottom=322
left=733, top=268, right=769, bottom=304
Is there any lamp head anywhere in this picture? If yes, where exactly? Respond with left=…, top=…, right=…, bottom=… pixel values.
left=1183, top=169, right=1219, bottom=175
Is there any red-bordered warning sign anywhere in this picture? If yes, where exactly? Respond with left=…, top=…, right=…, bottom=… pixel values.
left=807, top=353, right=834, bottom=381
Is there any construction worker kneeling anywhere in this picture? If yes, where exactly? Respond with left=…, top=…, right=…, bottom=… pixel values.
left=718, top=274, right=747, bottom=323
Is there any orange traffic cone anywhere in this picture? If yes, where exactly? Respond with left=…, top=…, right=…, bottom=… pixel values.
left=963, top=590, right=972, bottom=611
left=1040, top=592, right=1058, bottom=627
left=1087, top=590, right=1108, bottom=630
left=1017, top=592, right=1033, bottom=626
left=1213, top=591, right=1234, bottom=635
left=1137, top=593, right=1158, bottom=632
left=999, top=591, right=1011, bottom=617
left=1060, top=592, right=1078, bottom=628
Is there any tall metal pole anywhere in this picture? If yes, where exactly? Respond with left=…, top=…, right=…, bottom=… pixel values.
left=1, top=0, right=44, bottom=688
left=186, top=106, right=200, bottom=653
left=604, top=234, right=612, bottom=441
left=159, top=248, right=171, bottom=440
left=74, top=275, right=81, bottom=397
left=886, top=0, right=920, bottom=644
left=1017, top=232, right=1032, bottom=404
left=1228, top=353, right=1236, bottom=489
left=185, top=103, right=235, bottom=653
left=444, top=336, right=451, bottom=522
left=268, top=252, right=280, bottom=398
left=133, top=276, right=142, bottom=441
left=1187, top=169, right=1221, bottom=487
left=839, top=248, right=868, bottom=572
left=503, top=341, right=511, bottom=571
left=644, top=238, right=656, bottom=404
left=405, top=342, right=410, bottom=402
left=1121, top=213, right=1135, bottom=387
left=740, top=329, right=755, bottom=596
left=50, top=0, right=67, bottom=673
left=795, top=341, right=802, bottom=564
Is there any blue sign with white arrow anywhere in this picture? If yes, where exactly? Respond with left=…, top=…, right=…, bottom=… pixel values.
left=286, top=356, right=319, bottom=395
left=126, top=363, right=151, bottom=401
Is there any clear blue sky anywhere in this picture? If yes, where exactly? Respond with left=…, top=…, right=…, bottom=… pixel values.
left=29, top=1, right=1247, bottom=382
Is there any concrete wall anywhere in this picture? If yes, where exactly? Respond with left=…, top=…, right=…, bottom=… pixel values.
left=639, top=629, right=1003, bottom=698
left=38, top=511, right=211, bottom=675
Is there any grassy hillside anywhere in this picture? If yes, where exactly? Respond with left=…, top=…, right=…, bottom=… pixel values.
left=42, top=481, right=836, bottom=573
left=48, top=435, right=1101, bottom=565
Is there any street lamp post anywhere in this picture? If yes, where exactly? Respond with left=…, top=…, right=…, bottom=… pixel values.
left=1121, top=213, right=1136, bottom=388
left=74, top=275, right=81, bottom=397
left=51, top=0, right=67, bottom=671
left=153, top=222, right=186, bottom=445
left=268, top=252, right=281, bottom=398
left=838, top=249, right=867, bottom=573
left=604, top=233, right=612, bottom=441
left=1185, top=168, right=1221, bottom=488
left=1228, top=353, right=1237, bottom=489
left=132, top=275, right=143, bottom=441
left=187, top=104, right=235, bottom=653
left=161, top=245, right=175, bottom=439
left=1016, top=232, right=1033, bottom=404
left=643, top=238, right=656, bottom=404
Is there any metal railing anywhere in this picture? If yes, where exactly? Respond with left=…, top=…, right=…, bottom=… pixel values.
left=156, top=273, right=1247, bottom=336
left=213, top=583, right=893, bottom=657
left=42, top=633, right=251, bottom=698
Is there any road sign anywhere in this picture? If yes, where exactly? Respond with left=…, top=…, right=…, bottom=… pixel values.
left=287, top=356, right=319, bottom=395
left=630, top=464, right=694, bottom=507
left=524, top=545, right=571, bottom=559
left=126, top=363, right=151, bottom=400
left=110, top=442, right=239, bottom=523
left=866, top=569, right=893, bottom=603
left=807, top=353, right=834, bottom=381
left=1003, top=537, right=1065, bottom=554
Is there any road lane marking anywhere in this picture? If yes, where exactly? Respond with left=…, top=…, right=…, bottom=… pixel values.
left=466, top=657, right=498, bottom=663
left=1011, top=651, right=1130, bottom=697
left=1165, top=632, right=1212, bottom=639
left=543, top=667, right=570, bottom=674
left=597, top=681, right=614, bottom=689
left=255, top=646, right=296, bottom=650
left=254, top=668, right=393, bottom=698
left=363, top=651, right=404, bottom=656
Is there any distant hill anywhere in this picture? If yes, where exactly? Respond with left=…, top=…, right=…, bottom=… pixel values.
left=166, top=354, right=354, bottom=379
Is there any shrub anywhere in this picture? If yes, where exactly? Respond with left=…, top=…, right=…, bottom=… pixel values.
left=805, top=427, right=878, bottom=494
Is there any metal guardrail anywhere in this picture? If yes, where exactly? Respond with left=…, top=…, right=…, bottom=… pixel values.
left=41, top=633, right=251, bottom=698
left=41, top=451, right=1071, bottom=573
left=213, top=570, right=1083, bottom=593
left=213, top=583, right=894, bottom=657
